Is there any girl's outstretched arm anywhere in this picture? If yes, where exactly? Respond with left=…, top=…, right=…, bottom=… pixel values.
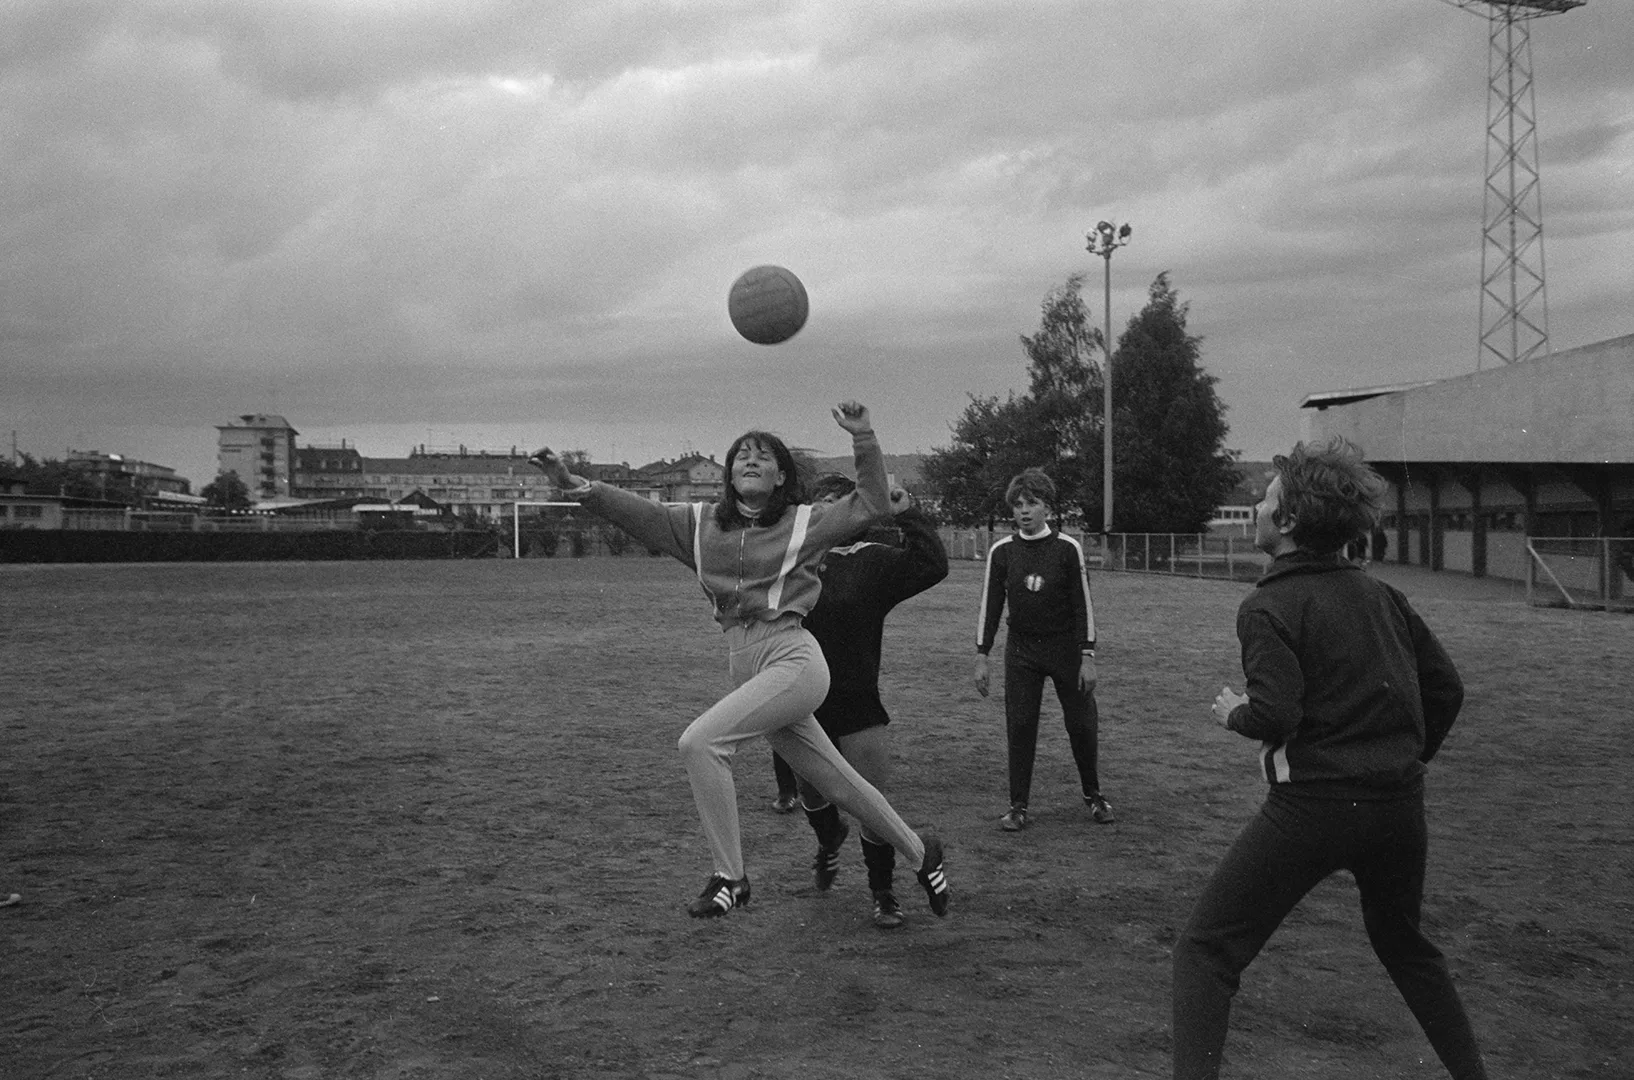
left=529, top=447, right=697, bottom=566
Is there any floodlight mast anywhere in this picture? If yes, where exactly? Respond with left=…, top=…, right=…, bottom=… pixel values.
left=1085, top=220, right=1131, bottom=534
left=1437, top=0, right=1584, bottom=369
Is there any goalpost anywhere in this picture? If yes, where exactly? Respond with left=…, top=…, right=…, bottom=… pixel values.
left=1525, top=536, right=1634, bottom=612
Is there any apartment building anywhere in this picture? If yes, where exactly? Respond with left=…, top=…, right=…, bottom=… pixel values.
left=216, top=414, right=298, bottom=499
left=634, top=453, right=726, bottom=503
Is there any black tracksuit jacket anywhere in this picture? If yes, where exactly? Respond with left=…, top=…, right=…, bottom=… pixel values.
left=1227, top=551, right=1464, bottom=796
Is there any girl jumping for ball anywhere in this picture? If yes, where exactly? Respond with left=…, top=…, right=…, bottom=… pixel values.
left=531, top=402, right=950, bottom=920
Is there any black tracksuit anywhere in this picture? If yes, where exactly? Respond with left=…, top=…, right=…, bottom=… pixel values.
left=975, top=527, right=1101, bottom=808
left=1172, top=551, right=1488, bottom=1080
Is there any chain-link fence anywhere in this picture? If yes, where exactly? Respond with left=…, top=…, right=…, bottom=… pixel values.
left=941, top=529, right=1269, bottom=583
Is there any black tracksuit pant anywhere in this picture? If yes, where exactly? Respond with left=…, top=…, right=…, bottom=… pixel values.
left=1003, top=630, right=1099, bottom=807
left=1171, top=783, right=1489, bottom=1080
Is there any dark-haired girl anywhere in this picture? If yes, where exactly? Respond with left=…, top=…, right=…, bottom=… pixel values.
left=532, top=403, right=949, bottom=920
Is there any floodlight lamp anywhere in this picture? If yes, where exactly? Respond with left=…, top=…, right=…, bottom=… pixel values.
left=1118, top=224, right=1131, bottom=239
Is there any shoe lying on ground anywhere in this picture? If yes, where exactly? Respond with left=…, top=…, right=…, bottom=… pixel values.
left=1085, top=793, right=1116, bottom=824
left=686, top=874, right=751, bottom=918
left=999, top=806, right=1030, bottom=832
left=871, top=890, right=904, bottom=930
left=812, top=820, right=850, bottom=891
left=772, top=793, right=800, bottom=814
left=915, top=835, right=950, bottom=917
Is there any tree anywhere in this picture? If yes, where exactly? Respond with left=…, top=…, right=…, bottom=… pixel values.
left=9, top=452, right=108, bottom=502
left=920, top=277, right=1104, bottom=526
left=920, top=393, right=1048, bottom=526
left=202, top=472, right=252, bottom=511
left=1020, top=272, right=1104, bottom=465
left=922, top=271, right=1238, bottom=532
left=1101, top=272, right=1239, bottom=533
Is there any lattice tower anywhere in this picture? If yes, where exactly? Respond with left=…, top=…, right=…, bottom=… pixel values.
left=1438, top=0, right=1583, bottom=368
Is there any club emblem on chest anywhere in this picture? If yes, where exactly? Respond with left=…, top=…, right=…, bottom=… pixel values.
left=1025, top=573, right=1045, bottom=592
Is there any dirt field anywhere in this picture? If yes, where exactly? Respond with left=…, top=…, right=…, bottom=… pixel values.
left=2, top=558, right=1629, bottom=1079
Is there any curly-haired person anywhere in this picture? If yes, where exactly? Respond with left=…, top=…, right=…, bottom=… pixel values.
left=1172, top=439, right=1489, bottom=1080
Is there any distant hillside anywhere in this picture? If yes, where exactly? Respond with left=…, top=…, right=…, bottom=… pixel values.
left=806, top=453, right=924, bottom=487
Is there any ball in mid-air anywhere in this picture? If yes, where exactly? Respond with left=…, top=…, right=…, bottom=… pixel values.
left=728, top=265, right=809, bottom=345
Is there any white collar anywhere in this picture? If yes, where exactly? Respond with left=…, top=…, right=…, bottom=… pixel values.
left=1017, top=525, right=1051, bottom=540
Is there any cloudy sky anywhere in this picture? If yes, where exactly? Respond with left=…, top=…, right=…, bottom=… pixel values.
left=4, top=0, right=1631, bottom=487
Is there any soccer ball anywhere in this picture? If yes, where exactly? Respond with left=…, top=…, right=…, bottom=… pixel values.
left=728, top=265, right=809, bottom=345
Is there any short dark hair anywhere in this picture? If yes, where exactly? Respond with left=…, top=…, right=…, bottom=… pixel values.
left=810, top=473, right=857, bottom=501
left=714, top=430, right=809, bottom=529
left=1272, top=438, right=1386, bottom=554
left=1005, top=467, right=1055, bottom=507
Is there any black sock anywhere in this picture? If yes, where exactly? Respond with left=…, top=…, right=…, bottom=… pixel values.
left=804, top=802, right=844, bottom=848
left=861, top=835, right=895, bottom=893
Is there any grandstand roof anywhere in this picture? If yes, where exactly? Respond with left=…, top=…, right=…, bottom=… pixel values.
left=1304, top=333, right=1634, bottom=464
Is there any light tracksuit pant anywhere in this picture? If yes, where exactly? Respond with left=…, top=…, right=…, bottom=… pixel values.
left=678, top=613, right=926, bottom=881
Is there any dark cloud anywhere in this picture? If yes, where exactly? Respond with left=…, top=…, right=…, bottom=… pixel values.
left=3, top=0, right=1629, bottom=488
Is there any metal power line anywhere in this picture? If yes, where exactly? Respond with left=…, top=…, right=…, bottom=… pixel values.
left=1438, top=0, right=1583, bottom=368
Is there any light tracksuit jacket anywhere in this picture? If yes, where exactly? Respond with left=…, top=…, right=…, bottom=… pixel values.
left=573, top=429, right=892, bottom=627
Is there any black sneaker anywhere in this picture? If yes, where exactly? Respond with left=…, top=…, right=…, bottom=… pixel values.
left=1085, top=793, right=1116, bottom=824
left=812, top=820, right=850, bottom=891
left=686, top=874, right=751, bottom=918
left=915, top=835, right=950, bottom=917
left=999, top=806, right=1029, bottom=832
left=872, top=890, right=904, bottom=930
left=772, top=793, right=800, bottom=814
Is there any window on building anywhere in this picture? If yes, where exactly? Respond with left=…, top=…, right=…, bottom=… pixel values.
left=15, top=506, right=43, bottom=519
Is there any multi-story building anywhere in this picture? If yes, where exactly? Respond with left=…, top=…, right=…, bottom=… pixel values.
left=634, top=453, right=726, bottom=503
left=216, top=414, right=298, bottom=500
left=65, top=449, right=196, bottom=506
left=293, top=442, right=367, bottom=501
left=347, top=446, right=562, bottom=519
left=275, top=421, right=723, bottom=519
